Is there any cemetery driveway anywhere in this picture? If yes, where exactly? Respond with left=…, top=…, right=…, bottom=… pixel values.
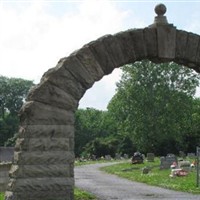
left=75, top=162, right=200, bottom=200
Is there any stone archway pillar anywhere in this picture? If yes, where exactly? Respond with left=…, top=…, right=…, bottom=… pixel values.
left=149, top=3, right=176, bottom=62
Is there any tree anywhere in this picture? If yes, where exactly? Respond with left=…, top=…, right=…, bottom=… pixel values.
left=0, top=76, right=34, bottom=146
left=74, top=108, right=117, bottom=157
left=182, top=98, right=200, bottom=152
left=108, top=61, right=199, bottom=155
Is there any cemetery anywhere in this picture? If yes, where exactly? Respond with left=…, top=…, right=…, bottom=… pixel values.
left=102, top=152, right=200, bottom=194
left=1, top=3, right=200, bottom=200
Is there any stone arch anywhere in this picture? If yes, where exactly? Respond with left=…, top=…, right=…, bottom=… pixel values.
left=5, top=4, right=200, bottom=200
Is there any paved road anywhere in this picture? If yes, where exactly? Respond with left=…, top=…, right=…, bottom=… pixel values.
left=75, top=162, right=200, bottom=200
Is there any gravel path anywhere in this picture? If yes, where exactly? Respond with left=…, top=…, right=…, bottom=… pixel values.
left=75, top=162, right=200, bottom=200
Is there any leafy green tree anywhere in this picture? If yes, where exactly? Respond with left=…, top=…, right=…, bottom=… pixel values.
left=182, top=98, right=200, bottom=152
left=83, top=137, right=119, bottom=158
left=75, top=108, right=117, bottom=156
left=108, top=61, right=199, bottom=155
left=0, top=76, right=34, bottom=146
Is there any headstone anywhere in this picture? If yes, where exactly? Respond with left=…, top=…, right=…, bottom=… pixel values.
left=123, top=154, right=129, bottom=159
left=115, top=153, right=121, bottom=160
left=160, top=154, right=177, bottom=169
left=131, top=152, right=143, bottom=164
left=105, top=155, right=112, bottom=161
left=187, top=153, right=196, bottom=159
left=90, top=154, right=96, bottom=161
left=147, top=153, right=155, bottom=162
left=178, top=160, right=191, bottom=172
left=142, top=167, right=150, bottom=174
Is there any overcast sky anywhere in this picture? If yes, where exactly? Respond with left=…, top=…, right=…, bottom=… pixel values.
left=1, top=0, right=200, bottom=110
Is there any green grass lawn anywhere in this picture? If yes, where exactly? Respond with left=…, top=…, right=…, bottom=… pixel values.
left=0, top=193, right=4, bottom=200
left=101, top=158, right=200, bottom=194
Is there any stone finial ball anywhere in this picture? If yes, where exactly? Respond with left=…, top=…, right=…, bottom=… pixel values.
left=155, top=4, right=167, bottom=16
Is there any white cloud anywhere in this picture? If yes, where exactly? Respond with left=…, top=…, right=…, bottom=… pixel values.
left=0, top=0, right=126, bottom=79
left=0, top=0, right=146, bottom=110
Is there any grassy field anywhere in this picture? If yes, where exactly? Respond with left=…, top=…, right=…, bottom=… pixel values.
left=0, top=188, right=97, bottom=200
left=0, top=193, right=4, bottom=200
left=101, top=158, right=200, bottom=194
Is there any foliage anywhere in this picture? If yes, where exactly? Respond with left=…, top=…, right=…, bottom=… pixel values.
left=83, top=137, right=119, bottom=158
left=108, top=61, right=200, bottom=155
left=0, top=76, right=34, bottom=146
left=74, top=187, right=97, bottom=200
left=102, top=159, right=200, bottom=194
left=75, top=108, right=117, bottom=157
left=182, top=98, right=200, bottom=152
left=0, top=193, right=4, bottom=200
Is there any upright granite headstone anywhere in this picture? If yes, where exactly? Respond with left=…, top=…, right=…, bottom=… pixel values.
left=160, top=154, right=177, bottom=169
left=187, top=153, right=196, bottom=159
left=147, top=153, right=155, bottom=162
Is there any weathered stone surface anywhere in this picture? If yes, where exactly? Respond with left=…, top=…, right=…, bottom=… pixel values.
left=10, top=164, right=73, bottom=178
left=185, top=33, right=200, bottom=63
left=196, top=46, right=200, bottom=66
left=5, top=189, right=73, bottom=200
left=157, top=25, right=176, bottom=60
left=19, top=101, right=74, bottom=125
left=86, top=35, right=116, bottom=75
left=41, top=60, right=86, bottom=100
left=62, top=55, right=96, bottom=89
left=15, top=137, right=71, bottom=151
left=175, top=30, right=188, bottom=62
left=27, top=81, right=78, bottom=111
left=13, top=151, right=74, bottom=165
left=129, top=29, right=147, bottom=60
left=144, top=28, right=158, bottom=58
left=18, top=125, right=74, bottom=138
left=7, top=177, right=74, bottom=192
left=114, top=30, right=136, bottom=64
left=99, top=35, right=126, bottom=67
left=194, top=40, right=200, bottom=69
left=71, top=46, right=104, bottom=81
left=69, top=137, right=75, bottom=151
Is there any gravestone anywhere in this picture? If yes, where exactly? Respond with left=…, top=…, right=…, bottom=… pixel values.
left=115, top=153, right=121, bottom=160
left=142, top=167, right=150, bottom=174
left=187, top=153, right=196, bottom=159
left=131, top=152, right=143, bottom=164
left=160, top=154, right=177, bottom=169
left=105, top=155, right=112, bottom=161
left=147, top=153, right=155, bottom=162
left=123, top=154, right=129, bottom=159
left=178, top=160, right=191, bottom=172
left=90, top=154, right=96, bottom=161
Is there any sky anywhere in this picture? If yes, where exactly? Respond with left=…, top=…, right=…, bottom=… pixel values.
left=1, top=0, right=200, bottom=110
